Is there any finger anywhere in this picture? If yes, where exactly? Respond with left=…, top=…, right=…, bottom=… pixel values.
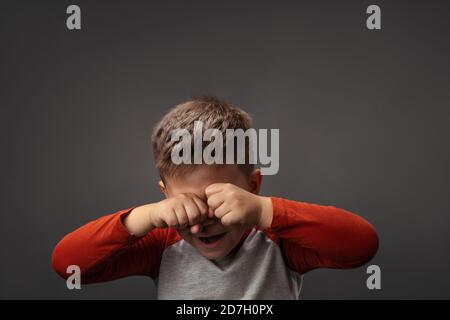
left=208, top=207, right=215, bottom=218
left=205, top=183, right=225, bottom=197
left=213, top=203, right=232, bottom=219
left=220, top=211, right=239, bottom=226
left=190, top=224, right=202, bottom=234
left=165, top=209, right=180, bottom=228
left=207, top=193, right=225, bottom=211
left=191, top=195, right=208, bottom=223
left=173, top=205, right=189, bottom=228
left=183, top=197, right=201, bottom=226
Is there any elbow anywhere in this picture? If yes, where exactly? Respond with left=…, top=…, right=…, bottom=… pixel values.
left=344, top=222, right=380, bottom=269
left=51, top=242, right=71, bottom=280
left=332, top=219, right=379, bottom=270
left=365, top=224, right=379, bottom=263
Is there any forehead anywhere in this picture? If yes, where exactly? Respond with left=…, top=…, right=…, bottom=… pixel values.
left=164, top=165, right=248, bottom=198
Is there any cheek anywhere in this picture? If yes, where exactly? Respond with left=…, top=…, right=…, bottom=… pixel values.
left=225, top=226, right=246, bottom=243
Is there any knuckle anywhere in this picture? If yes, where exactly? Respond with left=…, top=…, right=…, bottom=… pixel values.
left=222, top=219, right=232, bottom=227
left=172, top=198, right=182, bottom=207
left=179, top=215, right=188, bottom=224
left=167, top=219, right=177, bottom=228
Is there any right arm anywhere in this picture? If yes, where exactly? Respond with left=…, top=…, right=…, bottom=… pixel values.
left=52, top=194, right=208, bottom=284
left=51, top=207, right=177, bottom=284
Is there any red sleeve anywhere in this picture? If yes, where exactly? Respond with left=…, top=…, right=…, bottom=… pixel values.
left=264, top=197, right=379, bottom=274
left=51, top=208, right=181, bottom=284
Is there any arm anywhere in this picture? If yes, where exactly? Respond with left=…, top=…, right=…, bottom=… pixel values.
left=51, top=207, right=179, bottom=284
left=263, top=197, right=379, bottom=274
left=52, top=193, right=208, bottom=284
left=203, top=183, right=378, bottom=274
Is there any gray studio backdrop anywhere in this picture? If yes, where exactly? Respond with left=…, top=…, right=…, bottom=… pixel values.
left=1, top=0, right=449, bottom=299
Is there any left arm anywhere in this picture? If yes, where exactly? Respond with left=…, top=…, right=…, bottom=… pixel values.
left=262, top=197, right=379, bottom=274
left=205, top=183, right=379, bottom=275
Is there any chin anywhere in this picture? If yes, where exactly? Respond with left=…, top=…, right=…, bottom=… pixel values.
left=195, top=242, right=232, bottom=260
left=199, top=250, right=227, bottom=260
left=195, top=241, right=235, bottom=260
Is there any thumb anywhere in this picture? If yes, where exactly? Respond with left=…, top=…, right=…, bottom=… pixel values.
left=190, top=224, right=202, bottom=234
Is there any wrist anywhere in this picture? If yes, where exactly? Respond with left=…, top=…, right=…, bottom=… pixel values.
left=125, top=203, right=157, bottom=237
left=147, top=202, right=159, bottom=230
left=257, top=196, right=273, bottom=229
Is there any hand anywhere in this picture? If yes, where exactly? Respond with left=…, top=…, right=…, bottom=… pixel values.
left=205, top=183, right=273, bottom=229
left=150, top=194, right=209, bottom=233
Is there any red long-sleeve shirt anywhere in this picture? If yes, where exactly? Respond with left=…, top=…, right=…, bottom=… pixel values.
left=52, top=197, right=378, bottom=299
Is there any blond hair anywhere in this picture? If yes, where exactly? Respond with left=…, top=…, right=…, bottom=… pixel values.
left=151, top=96, right=254, bottom=178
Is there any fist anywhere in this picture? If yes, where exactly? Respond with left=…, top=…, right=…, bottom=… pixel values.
left=151, top=193, right=208, bottom=230
left=205, top=183, right=273, bottom=229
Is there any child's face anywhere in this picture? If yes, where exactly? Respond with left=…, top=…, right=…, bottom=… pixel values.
left=160, top=165, right=261, bottom=260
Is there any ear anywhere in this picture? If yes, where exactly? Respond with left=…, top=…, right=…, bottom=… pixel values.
left=248, top=169, right=263, bottom=195
left=158, top=180, right=168, bottom=197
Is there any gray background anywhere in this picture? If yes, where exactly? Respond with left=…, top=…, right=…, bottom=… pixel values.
left=1, top=0, right=449, bottom=299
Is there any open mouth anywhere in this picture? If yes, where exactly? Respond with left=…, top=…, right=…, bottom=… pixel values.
left=198, top=232, right=226, bottom=245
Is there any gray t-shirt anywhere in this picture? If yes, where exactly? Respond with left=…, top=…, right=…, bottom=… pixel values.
left=156, top=228, right=303, bottom=299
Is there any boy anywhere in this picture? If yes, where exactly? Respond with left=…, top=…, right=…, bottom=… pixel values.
left=52, top=97, right=379, bottom=299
